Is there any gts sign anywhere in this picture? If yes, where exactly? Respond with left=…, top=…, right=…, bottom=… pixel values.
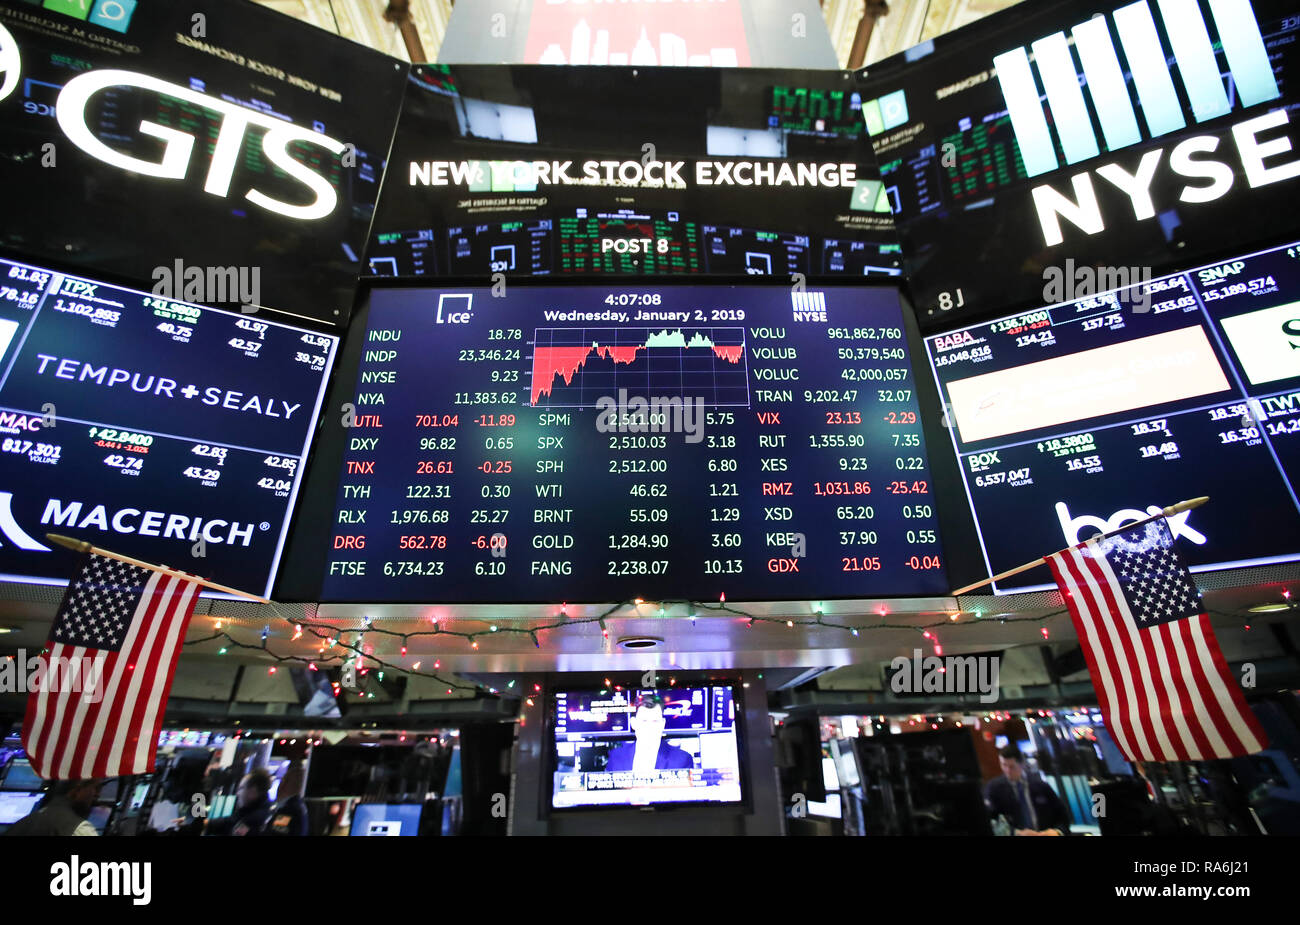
left=0, top=23, right=346, bottom=221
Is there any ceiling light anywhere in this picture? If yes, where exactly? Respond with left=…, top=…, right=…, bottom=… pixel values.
left=616, top=636, right=663, bottom=649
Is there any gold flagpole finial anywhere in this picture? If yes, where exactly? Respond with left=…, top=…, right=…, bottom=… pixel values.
left=45, top=534, right=93, bottom=554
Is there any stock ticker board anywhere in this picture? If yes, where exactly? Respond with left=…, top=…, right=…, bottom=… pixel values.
left=925, top=239, right=1300, bottom=593
left=0, top=258, right=337, bottom=599
left=316, top=284, right=947, bottom=602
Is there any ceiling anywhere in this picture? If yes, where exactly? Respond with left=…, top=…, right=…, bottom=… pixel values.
left=251, top=0, right=1027, bottom=67
left=3, top=573, right=1298, bottom=693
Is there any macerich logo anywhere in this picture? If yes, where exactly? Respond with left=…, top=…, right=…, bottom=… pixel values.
left=994, top=0, right=1280, bottom=178
left=0, top=492, right=51, bottom=551
left=41, top=498, right=259, bottom=547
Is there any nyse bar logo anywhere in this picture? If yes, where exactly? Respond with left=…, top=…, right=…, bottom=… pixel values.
left=790, top=291, right=827, bottom=322
left=0, top=24, right=345, bottom=221
left=992, top=0, right=1299, bottom=248
left=994, top=0, right=1279, bottom=178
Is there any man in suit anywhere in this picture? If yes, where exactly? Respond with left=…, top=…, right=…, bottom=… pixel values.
left=985, top=746, right=1070, bottom=835
left=604, top=694, right=695, bottom=772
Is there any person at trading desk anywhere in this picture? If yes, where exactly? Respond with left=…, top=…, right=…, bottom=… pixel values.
left=205, top=767, right=275, bottom=836
left=985, top=746, right=1071, bottom=835
left=604, top=694, right=694, bottom=772
left=3, top=779, right=104, bottom=836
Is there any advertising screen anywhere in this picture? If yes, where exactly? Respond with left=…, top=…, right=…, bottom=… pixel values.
left=363, top=65, right=902, bottom=283
left=0, top=257, right=336, bottom=598
left=925, top=238, right=1300, bottom=591
left=282, top=282, right=948, bottom=603
left=551, top=687, right=742, bottom=809
left=0, top=0, right=407, bottom=324
left=862, top=0, right=1300, bottom=329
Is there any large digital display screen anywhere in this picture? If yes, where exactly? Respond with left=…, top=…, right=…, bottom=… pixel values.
left=364, top=65, right=902, bottom=283
left=925, top=239, right=1300, bottom=592
left=286, top=283, right=947, bottom=603
left=862, top=0, right=1300, bottom=328
left=551, top=687, right=743, bottom=809
left=0, top=0, right=407, bottom=324
left=0, top=257, right=336, bottom=598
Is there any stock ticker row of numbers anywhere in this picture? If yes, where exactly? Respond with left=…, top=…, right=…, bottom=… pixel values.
left=329, top=323, right=942, bottom=581
left=964, top=400, right=1300, bottom=490
left=1, top=423, right=300, bottom=497
left=3, top=264, right=332, bottom=369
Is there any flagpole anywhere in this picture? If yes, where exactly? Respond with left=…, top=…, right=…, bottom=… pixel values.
left=44, top=534, right=270, bottom=603
left=949, top=496, right=1210, bottom=597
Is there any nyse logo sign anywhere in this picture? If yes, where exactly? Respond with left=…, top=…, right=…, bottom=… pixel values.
left=992, top=0, right=1297, bottom=248
left=995, top=0, right=1278, bottom=178
left=0, top=24, right=345, bottom=221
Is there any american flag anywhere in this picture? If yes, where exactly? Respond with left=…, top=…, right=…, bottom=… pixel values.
left=1046, top=518, right=1267, bottom=762
left=22, top=552, right=200, bottom=779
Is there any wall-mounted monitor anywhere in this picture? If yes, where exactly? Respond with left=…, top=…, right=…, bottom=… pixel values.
left=0, top=257, right=337, bottom=598
left=862, top=0, right=1300, bottom=329
left=550, top=686, right=743, bottom=809
left=0, top=0, right=408, bottom=324
left=0, top=791, right=43, bottom=827
left=349, top=802, right=423, bottom=836
left=279, top=281, right=949, bottom=602
left=364, top=65, right=902, bottom=282
left=1, top=757, right=42, bottom=791
left=924, top=238, right=1300, bottom=592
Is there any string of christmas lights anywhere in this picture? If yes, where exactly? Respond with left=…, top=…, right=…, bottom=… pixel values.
left=180, top=599, right=1075, bottom=700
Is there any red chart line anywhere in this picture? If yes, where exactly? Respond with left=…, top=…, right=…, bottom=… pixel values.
left=530, top=331, right=746, bottom=404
